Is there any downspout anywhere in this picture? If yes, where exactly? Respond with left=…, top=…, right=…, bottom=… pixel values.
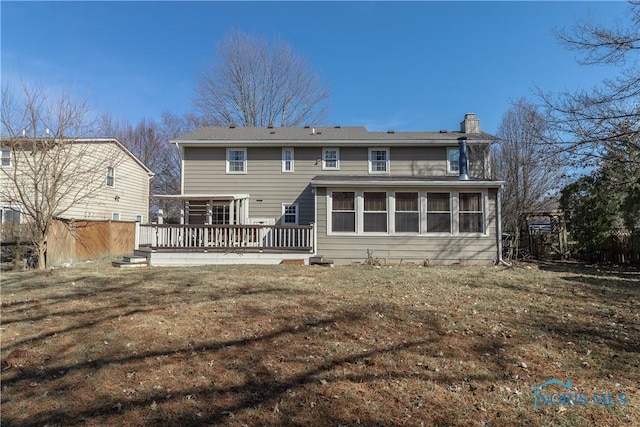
left=174, top=141, right=186, bottom=225
left=312, top=187, right=318, bottom=256
left=496, top=185, right=512, bottom=267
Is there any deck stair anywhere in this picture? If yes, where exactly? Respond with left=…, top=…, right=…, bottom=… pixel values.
left=309, top=255, right=334, bottom=267
left=112, top=254, right=149, bottom=268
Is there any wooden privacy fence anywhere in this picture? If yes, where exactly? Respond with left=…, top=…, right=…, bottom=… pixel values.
left=600, top=231, right=640, bottom=265
left=47, top=219, right=136, bottom=266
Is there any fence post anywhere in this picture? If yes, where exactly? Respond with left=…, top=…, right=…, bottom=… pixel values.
left=134, top=221, right=140, bottom=251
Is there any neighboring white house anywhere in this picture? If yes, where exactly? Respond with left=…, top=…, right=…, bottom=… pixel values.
left=0, top=137, right=154, bottom=226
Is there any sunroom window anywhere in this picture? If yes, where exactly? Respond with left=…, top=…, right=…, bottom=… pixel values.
left=459, top=192, right=484, bottom=233
left=363, top=192, right=387, bottom=232
left=426, top=192, right=451, bottom=233
left=395, top=192, right=419, bottom=232
left=331, top=191, right=355, bottom=232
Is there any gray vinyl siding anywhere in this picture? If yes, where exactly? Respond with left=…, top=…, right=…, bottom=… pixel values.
left=183, top=145, right=488, bottom=224
left=315, top=187, right=499, bottom=265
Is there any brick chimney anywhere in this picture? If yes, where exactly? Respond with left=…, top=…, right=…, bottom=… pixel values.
left=460, top=113, right=480, bottom=134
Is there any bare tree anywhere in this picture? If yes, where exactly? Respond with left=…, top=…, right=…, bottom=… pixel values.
left=193, top=29, right=330, bottom=127
left=538, top=1, right=640, bottom=168
left=99, top=111, right=203, bottom=220
left=1, top=80, right=120, bottom=269
left=493, top=99, right=566, bottom=234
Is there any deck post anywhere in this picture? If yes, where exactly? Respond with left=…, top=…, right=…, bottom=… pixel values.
left=311, top=222, right=317, bottom=254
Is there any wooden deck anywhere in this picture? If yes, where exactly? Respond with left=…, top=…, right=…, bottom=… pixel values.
left=138, top=223, right=314, bottom=251
left=134, top=223, right=316, bottom=266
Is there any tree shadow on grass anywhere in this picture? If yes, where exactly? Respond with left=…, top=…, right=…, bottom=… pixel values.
left=1, top=303, right=449, bottom=427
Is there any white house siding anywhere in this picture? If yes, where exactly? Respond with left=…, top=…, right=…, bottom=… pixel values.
left=181, top=145, right=485, bottom=225
left=62, top=143, right=150, bottom=222
left=0, top=141, right=150, bottom=223
left=314, top=187, right=499, bottom=265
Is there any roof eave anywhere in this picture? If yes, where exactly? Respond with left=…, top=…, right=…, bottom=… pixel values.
left=310, top=179, right=505, bottom=188
left=171, top=138, right=494, bottom=147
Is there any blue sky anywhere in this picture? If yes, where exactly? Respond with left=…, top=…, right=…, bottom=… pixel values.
left=1, top=1, right=628, bottom=135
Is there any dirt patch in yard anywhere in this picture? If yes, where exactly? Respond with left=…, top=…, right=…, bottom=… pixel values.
left=1, top=261, right=638, bottom=426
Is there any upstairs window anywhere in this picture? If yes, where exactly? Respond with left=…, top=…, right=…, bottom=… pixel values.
left=1, top=148, right=11, bottom=168
left=112, top=212, right=121, bottom=221
left=369, top=148, right=389, bottom=173
left=447, top=148, right=459, bottom=174
left=226, top=148, right=247, bottom=174
left=106, top=167, right=115, bottom=187
left=282, top=148, right=294, bottom=172
left=322, top=148, right=340, bottom=170
left=459, top=192, right=484, bottom=233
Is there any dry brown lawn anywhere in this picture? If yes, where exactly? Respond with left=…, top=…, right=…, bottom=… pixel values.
left=1, top=260, right=638, bottom=426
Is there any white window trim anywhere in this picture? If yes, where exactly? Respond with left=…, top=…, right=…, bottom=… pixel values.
left=325, top=190, right=489, bottom=237
left=282, top=148, right=294, bottom=173
left=447, top=147, right=461, bottom=175
left=136, top=214, right=144, bottom=223
left=226, top=148, right=247, bottom=174
left=106, top=166, right=116, bottom=188
left=282, top=203, right=299, bottom=225
left=1, top=148, right=12, bottom=168
left=368, top=147, right=390, bottom=174
left=112, top=212, right=121, bottom=221
left=322, top=148, right=340, bottom=170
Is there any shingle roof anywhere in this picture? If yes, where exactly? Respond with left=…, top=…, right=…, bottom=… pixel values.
left=173, top=126, right=496, bottom=145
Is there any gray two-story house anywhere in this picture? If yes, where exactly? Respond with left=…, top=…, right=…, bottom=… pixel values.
left=144, top=113, right=504, bottom=266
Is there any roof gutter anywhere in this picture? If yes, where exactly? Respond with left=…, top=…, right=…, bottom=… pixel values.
left=310, top=179, right=505, bottom=188
left=170, top=139, right=495, bottom=148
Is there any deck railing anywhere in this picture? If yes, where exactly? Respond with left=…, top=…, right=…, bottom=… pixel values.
left=137, top=223, right=314, bottom=252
